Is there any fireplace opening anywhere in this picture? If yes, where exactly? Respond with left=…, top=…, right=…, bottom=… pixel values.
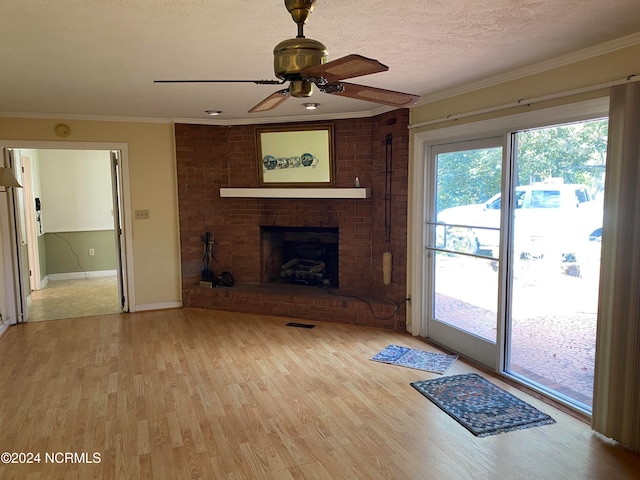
left=261, top=226, right=339, bottom=288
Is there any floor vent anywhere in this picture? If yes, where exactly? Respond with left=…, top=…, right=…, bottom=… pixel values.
left=285, top=322, right=316, bottom=329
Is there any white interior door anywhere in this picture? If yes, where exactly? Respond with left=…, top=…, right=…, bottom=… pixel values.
left=111, top=150, right=127, bottom=311
left=19, top=154, right=41, bottom=293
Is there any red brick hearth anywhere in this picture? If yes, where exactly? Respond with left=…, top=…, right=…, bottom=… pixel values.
left=175, top=110, right=409, bottom=330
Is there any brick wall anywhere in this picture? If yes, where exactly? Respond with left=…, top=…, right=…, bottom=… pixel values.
left=175, top=109, right=409, bottom=330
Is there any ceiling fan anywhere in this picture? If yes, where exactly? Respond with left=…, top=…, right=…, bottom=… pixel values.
left=154, top=0, right=419, bottom=113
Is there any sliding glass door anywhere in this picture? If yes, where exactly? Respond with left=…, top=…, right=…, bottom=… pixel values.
left=506, top=119, right=607, bottom=410
left=423, top=116, right=607, bottom=412
left=427, top=138, right=504, bottom=367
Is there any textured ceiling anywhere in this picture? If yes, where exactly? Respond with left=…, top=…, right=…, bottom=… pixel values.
left=1, top=0, right=640, bottom=124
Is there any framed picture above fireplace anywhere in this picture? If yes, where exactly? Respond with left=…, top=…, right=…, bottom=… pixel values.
left=256, top=123, right=335, bottom=187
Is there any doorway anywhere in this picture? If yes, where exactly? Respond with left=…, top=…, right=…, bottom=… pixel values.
left=412, top=98, right=609, bottom=414
left=1, top=144, right=131, bottom=323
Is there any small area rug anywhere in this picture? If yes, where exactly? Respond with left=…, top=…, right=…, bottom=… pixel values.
left=411, top=373, right=556, bottom=437
left=371, top=344, right=458, bottom=374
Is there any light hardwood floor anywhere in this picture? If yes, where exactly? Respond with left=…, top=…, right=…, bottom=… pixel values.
left=0, top=308, right=638, bottom=479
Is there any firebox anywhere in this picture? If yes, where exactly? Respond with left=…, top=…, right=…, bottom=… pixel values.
left=260, top=226, right=339, bottom=288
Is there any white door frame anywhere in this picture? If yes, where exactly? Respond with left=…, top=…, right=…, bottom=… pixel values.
left=0, top=189, right=21, bottom=329
left=0, top=140, right=136, bottom=322
left=1, top=149, right=24, bottom=326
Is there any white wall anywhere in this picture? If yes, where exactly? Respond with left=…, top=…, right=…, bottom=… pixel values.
left=38, top=150, right=113, bottom=232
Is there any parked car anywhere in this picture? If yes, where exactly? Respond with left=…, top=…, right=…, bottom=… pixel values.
left=436, top=182, right=602, bottom=268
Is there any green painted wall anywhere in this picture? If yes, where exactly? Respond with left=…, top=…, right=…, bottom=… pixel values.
left=20, top=243, right=30, bottom=292
left=37, top=235, right=47, bottom=281
left=44, top=230, right=117, bottom=274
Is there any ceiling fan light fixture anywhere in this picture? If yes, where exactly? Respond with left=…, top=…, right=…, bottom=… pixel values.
left=157, top=2, right=419, bottom=115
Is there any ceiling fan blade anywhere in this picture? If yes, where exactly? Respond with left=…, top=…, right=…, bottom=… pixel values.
left=330, top=82, right=419, bottom=107
left=302, top=54, right=388, bottom=83
left=154, top=79, right=284, bottom=85
left=248, top=89, right=290, bottom=113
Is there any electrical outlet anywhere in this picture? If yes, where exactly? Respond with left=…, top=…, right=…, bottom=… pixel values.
left=135, top=209, right=150, bottom=220
left=89, top=248, right=95, bottom=256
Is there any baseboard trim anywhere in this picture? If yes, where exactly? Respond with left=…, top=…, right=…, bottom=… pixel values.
left=47, top=270, right=117, bottom=281
left=134, top=302, right=182, bottom=312
left=0, top=321, right=11, bottom=338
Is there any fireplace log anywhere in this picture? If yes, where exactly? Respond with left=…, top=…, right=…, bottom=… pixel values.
left=281, top=258, right=327, bottom=284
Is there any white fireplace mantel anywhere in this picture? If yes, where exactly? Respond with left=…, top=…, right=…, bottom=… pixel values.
left=219, top=187, right=371, bottom=199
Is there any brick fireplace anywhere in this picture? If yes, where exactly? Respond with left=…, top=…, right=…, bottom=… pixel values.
left=175, top=110, right=409, bottom=330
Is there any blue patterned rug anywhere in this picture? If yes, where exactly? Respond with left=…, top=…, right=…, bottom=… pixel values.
left=371, top=344, right=458, bottom=374
left=411, top=373, right=556, bottom=437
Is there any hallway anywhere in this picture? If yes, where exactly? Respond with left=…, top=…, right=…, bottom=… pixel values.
left=27, top=276, right=121, bottom=322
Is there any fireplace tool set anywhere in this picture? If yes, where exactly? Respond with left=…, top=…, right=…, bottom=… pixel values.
left=200, top=231, right=234, bottom=288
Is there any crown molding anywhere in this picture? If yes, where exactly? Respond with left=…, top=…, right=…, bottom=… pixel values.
left=170, top=105, right=396, bottom=125
left=169, top=110, right=369, bottom=126
left=0, top=106, right=392, bottom=126
left=0, top=111, right=173, bottom=124
left=416, top=32, right=640, bottom=106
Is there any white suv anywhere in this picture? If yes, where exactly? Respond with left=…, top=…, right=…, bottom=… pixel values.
left=436, top=182, right=601, bottom=261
